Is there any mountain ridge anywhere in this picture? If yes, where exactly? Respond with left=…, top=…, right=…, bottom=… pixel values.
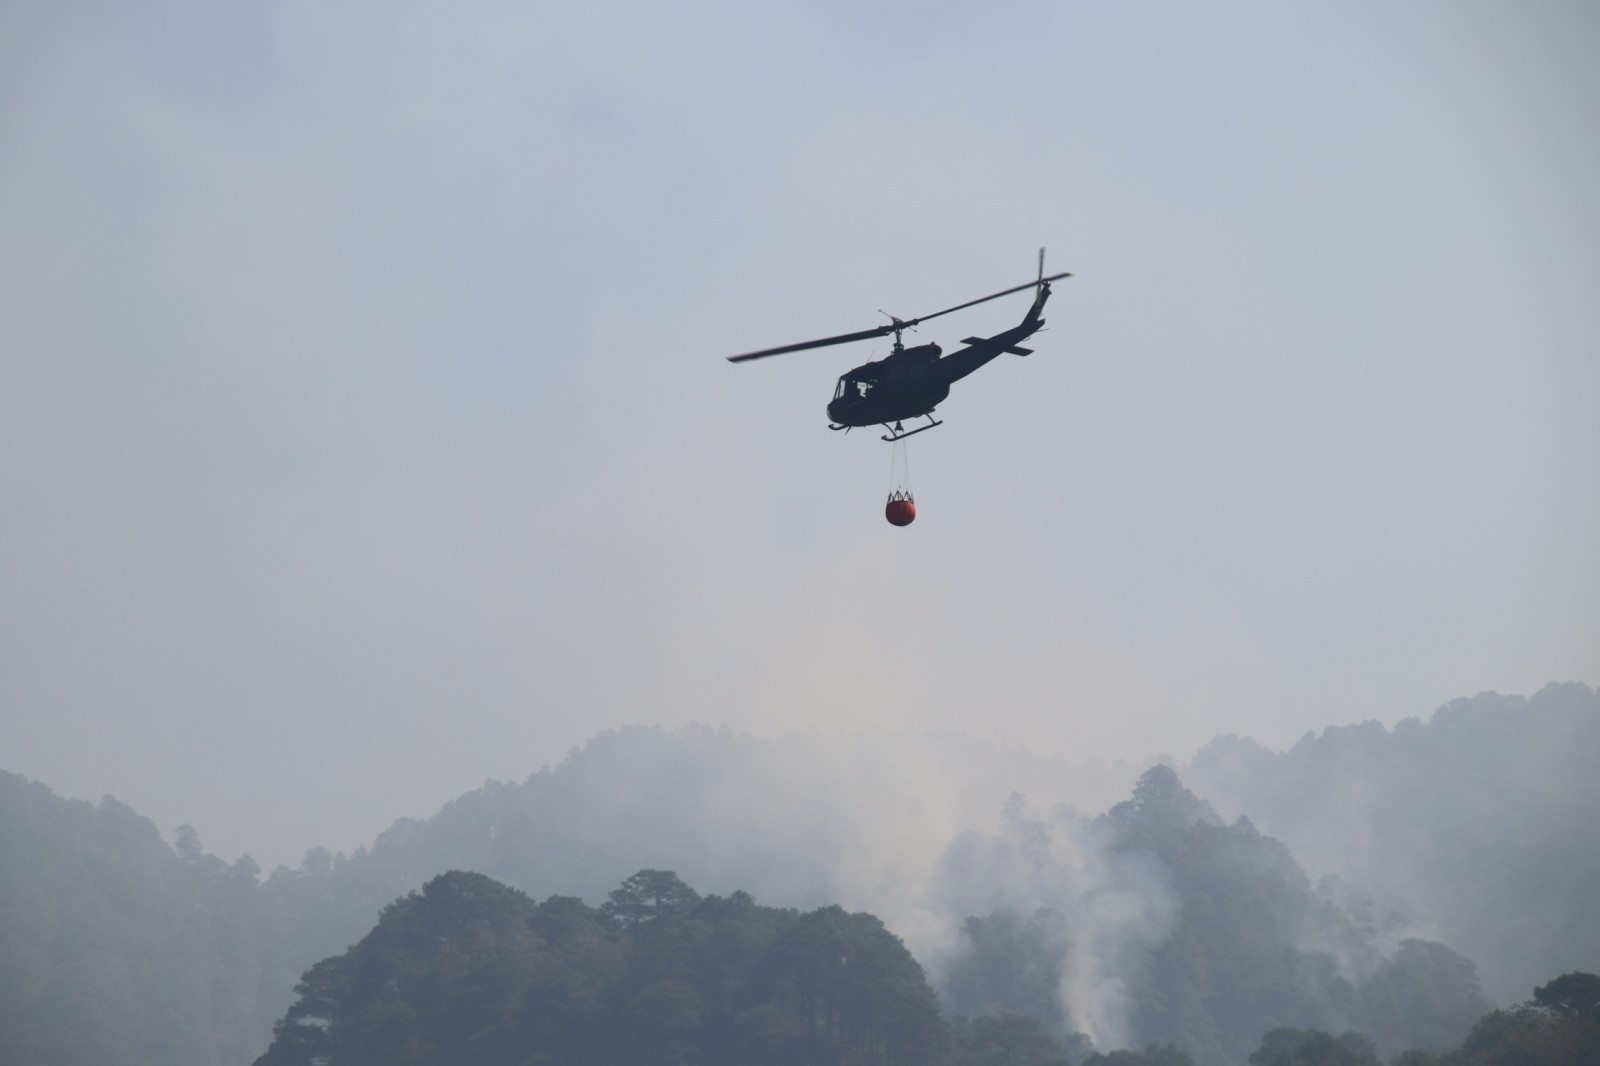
left=1, top=683, right=1593, bottom=1063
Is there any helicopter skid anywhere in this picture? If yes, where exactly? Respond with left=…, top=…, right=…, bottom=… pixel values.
left=881, top=418, right=943, bottom=442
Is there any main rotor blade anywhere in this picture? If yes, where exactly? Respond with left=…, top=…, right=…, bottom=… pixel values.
left=726, top=324, right=895, bottom=362
left=725, top=270, right=1071, bottom=363
left=902, top=271, right=1071, bottom=328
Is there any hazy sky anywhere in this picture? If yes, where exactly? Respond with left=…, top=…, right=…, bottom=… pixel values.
left=4, top=2, right=1597, bottom=871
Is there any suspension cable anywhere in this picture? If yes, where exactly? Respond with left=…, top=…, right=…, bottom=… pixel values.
left=887, top=438, right=913, bottom=501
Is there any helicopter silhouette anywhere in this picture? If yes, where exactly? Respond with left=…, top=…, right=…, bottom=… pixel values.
left=728, top=251, right=1070, bottom=441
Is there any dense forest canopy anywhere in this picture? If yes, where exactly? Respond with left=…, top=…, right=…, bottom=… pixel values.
left=937, top=765, right=1488, bottom=1063
left=1185, top=682, right=1600, bottom=1002
left=249, top=868, right=1595, bottom=1066
left=254, top=869, right=946, bottom=1066
left=0, top=776, right=266, bottom=1065
left=1, top=684, right=1594, bottom=1064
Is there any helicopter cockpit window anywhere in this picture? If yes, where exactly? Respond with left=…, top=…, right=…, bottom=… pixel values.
left=836, top=374, right=875, bottom=401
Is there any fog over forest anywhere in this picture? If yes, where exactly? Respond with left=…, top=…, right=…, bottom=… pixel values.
left=2, top=683, right=1594, bottom=1064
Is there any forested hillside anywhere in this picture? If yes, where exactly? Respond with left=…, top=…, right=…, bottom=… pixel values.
left=0, top=775, right=268, bottom=1064
left=0, top=735, right=1132, bottom=1065
left=252, top=795, right=1597, bottom=1066
left=2, top=685, right=1595, bottom=1064
left=254, top=870, right=946, bottom=1066
left=1185, top=682, right=1600, bottom=1002
left=939, top=766, right=1486, bottom=1063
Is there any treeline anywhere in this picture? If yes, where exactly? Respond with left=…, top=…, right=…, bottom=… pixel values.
left=940, top=766, right=1487, bottom=1063
left=1, top=684, right=1594, bottom=1064
left=250, top=866, right=1598, bottom=1066
left=0, top=776, right=268, bottom=1065
left=0, top=762, right=1528, bottom=1066
left=1185, top=681, right=1600, bottom=1003
left=0, top=727, right=1144, bottom=1063
left=255, top=869, right=946, bottom=1066
left=1242, top=969, right=1600, bottom=1064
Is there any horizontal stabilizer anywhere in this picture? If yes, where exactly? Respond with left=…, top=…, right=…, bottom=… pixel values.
left=960, top=335, right=1032, bottom=355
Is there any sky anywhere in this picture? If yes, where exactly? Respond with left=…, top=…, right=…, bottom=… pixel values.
left=3, top=1, right=1597, bottom=872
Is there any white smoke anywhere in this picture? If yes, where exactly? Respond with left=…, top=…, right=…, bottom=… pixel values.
left=925, top=794, right=1180, bottom=1052
left=1060, top=842, right=1178, bottom=1050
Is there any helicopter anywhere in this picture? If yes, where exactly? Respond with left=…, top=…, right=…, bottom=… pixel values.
left=727, top=251, right=1070, bottom=441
